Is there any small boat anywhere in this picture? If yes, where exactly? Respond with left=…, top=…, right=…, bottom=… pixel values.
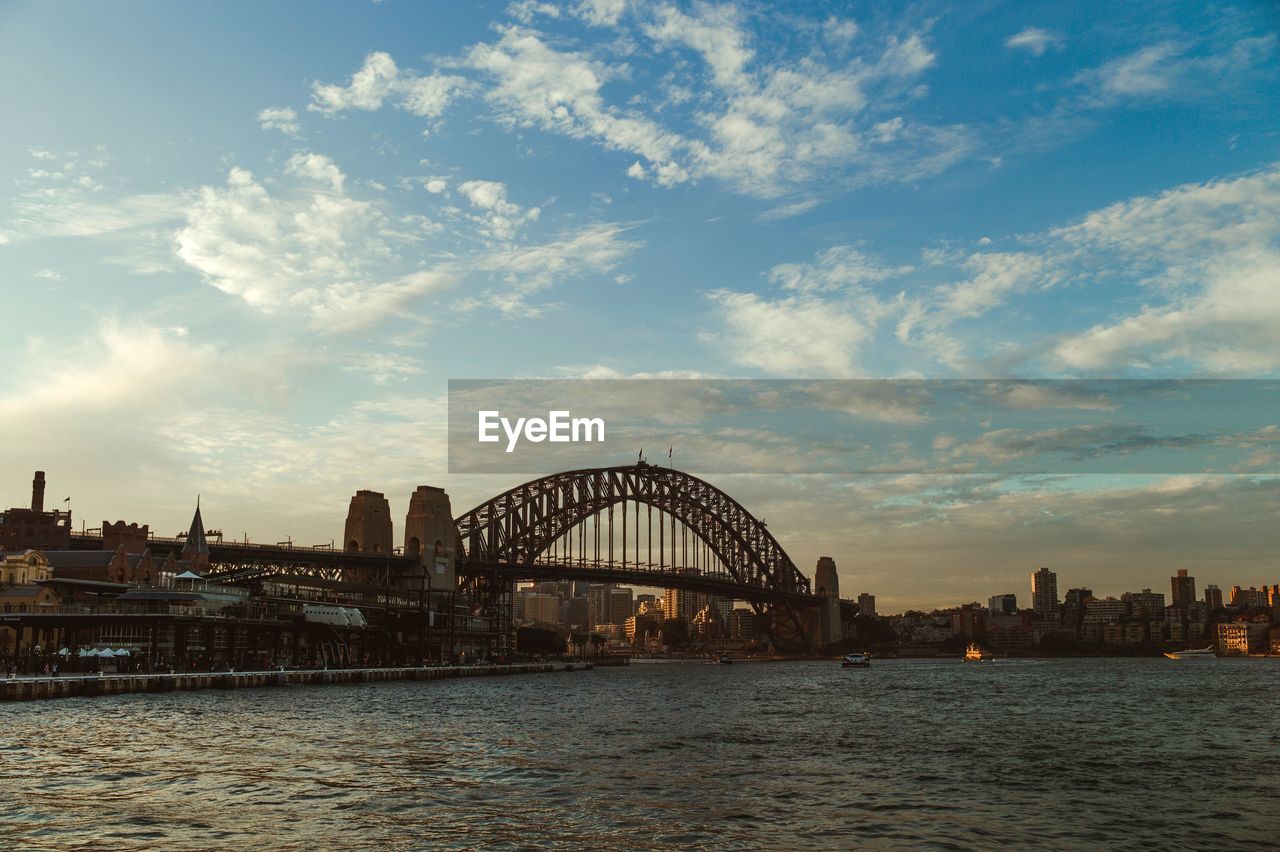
left=718, top=655, right=732, bottom=665
left=1164, top=646, right=1216, bottom=660
left=964, top=644, right=992, bottom=661
left=841, top=652, right=870, bottom=668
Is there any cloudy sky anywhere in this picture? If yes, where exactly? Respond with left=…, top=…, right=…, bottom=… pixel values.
left=2, top=0, right=1278, bottom=610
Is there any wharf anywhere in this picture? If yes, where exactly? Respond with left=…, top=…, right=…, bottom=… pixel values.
left=1, top=662, right=590, bottom=702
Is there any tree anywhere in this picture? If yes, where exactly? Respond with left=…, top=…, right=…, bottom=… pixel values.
left=516, top=626, right=566, bottom=656
left=660, top=618, right=690, bottom=649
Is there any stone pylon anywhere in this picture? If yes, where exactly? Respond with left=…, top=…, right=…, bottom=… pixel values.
left=814, top=556, right=842, bottom=648
left=404, top=485, right=455, bottom=591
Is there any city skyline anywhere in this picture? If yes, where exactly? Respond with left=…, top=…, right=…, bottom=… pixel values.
left=3, top=1, right=1279, bottom=611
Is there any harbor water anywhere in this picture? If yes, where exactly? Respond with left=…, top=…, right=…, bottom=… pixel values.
left=2, top=658, right=1278, bottom=849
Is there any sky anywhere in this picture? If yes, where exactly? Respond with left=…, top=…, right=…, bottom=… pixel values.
left=1, top=0, right=1278, bottom=611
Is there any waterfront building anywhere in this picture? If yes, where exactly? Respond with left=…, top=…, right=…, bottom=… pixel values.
left=593, top=623, right=622, bottom=641
left=623, top=615, right=638, bottom=642
left=1122, top=588, right=1166, bottom=619
left=1204, top=584, right=1224, bottom=610
left=986, top=612, right=1032, bottom=654
left=1170, top=569, right=1196, bottom=610
left=0, top=550, right=60, bottom=655
left=950, top=606, right=986, bottom=639
left=1031, top=567, right=1058, bottom=618
left=988, top=593, right=1017, bottom=615
left=1266, top=584, right=1280, bottom=608
left=1216, top=622, right=1250, bottom=656
left=0, top=471, right=71, bottom=553
left=1230, top=586, right=1268, bottom=608
left=1084, top=598, right=1127, bottom=624
left=857, top=592, right=876, bottom=617
left=1061, top=587, right=1093, bottom=631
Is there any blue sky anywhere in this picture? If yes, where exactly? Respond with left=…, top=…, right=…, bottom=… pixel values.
left=2, top=0, right=1278, bottom=609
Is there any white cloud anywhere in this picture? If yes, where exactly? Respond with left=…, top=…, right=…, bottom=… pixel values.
left=1048, top=166, right=1280, bottom=373
left=342, top=352, right=425, bottom=385
left=457, top=179, right=540, bottom=240
left=465, top=26, right=690, bottom=186
left=703, top=290, right=872, bottom=377
left=572, top=0, right=627, bottom=27
left=173, top=162, right=453, bottom=329
left=1075, top=35, right=1275, bottom=104
left=258, top=106, right=301, bottom=136
left=1004, top=28, right=1062, bottom=56
left=767, top=245, right=911, bottom=293
left=462, top=222, right=641, bottom=316
left=33, top=268, right=62, bottom=281
left=310, top=51, right=467, bottom=119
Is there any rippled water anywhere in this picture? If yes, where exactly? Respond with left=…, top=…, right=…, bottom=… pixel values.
left=3, top=658, right=1279, bottom=849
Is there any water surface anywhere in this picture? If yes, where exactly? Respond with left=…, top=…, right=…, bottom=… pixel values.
left=2, top=658, right=1278, bottom=849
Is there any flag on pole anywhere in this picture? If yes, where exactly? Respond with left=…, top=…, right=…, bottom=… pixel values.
left=63, top=497, right=70, bottom=503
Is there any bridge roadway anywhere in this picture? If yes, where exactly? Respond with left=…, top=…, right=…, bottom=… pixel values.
left=67, top=535, right=819, bottom=604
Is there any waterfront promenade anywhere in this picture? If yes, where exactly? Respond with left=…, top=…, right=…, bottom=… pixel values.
left=1, top=661, right=590, bottom=702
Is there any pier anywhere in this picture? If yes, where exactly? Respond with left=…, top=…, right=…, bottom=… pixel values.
left=1, top=661, right=590, bottom=702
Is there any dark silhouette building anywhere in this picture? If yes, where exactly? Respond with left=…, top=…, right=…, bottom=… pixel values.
left=0, top=471, right=71, bottom=552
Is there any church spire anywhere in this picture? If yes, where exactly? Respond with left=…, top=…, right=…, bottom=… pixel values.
left=181, top=498, right=209, bottom=569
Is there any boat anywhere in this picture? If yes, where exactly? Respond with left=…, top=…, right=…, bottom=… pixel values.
left=718, top=655, right=733, bottom=665
left=1164, top=646, right=1217, bottom=659
left=841, top=652, right=870, bottom=668
left=964, top=644, right=992, bottom=661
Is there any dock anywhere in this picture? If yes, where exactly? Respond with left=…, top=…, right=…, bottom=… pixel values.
left=1, top=662, right=590, bottom=702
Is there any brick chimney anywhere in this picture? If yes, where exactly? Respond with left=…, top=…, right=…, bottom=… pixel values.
left=32, top=470, right=46, bottom=513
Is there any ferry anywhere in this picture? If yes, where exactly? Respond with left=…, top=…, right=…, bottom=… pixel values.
left=964, top=644, right=993, bottom=661
left=1163, top=646, right=1216, bottom=660
left=718, top=654, right=733, bottom=665
left=841, top=652, right=870, bottom=668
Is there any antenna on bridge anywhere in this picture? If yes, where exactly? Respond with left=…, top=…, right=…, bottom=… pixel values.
left=668, top=445, right=673, bottom=468
left=638, top=448, right=644, bottom=465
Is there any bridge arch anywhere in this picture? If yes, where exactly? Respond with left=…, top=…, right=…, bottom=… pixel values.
left=456, top=464, right=809, bottom=596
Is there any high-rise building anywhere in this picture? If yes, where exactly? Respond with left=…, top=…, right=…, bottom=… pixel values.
left=607, top=587, right=634, bottom=625
left=858, top=593, right=876, bottom=617
left=1122, top=588, right=1165, bottom=619
left=1230, top=586, right=1268, bottom=608
left=1204, top=584, right=1224, bottom=610
left=1170, top=569, right=1196, bottom=610
left=728, top=608, right=757, bottom=640
left=635, top=593, right=656, bottom=615
left=663, top=569, right=705, bottom=625
left=988, top=594, right=1017, bottom=615
left=587, top=583, right=612, bottom=626
left=523, top=593, right=560, bottom=624
left=1031, top=567, right=1058, bottom=618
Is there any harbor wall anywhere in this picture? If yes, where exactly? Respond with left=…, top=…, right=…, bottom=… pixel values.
left=1, top=662, right=590, bottom=703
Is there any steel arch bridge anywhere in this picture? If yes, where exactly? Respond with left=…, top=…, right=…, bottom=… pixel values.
left=455, top=463, right=816, bottom=649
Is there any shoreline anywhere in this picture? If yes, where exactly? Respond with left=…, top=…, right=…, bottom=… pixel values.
left=1, top=661, right=591, bottom=703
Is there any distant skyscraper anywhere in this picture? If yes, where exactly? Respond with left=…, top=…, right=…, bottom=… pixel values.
left=1204, top=584, right=1224, bottom=610
left=988, top=593, right=1017, bottom=615
left=1121, top=588, right=1165, bottom=619
left=858, top=593, right=876, bottom=617
left=1031, top=567, right=1058, bottom=618
left=1170, top=569, right=1196, bottom=610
